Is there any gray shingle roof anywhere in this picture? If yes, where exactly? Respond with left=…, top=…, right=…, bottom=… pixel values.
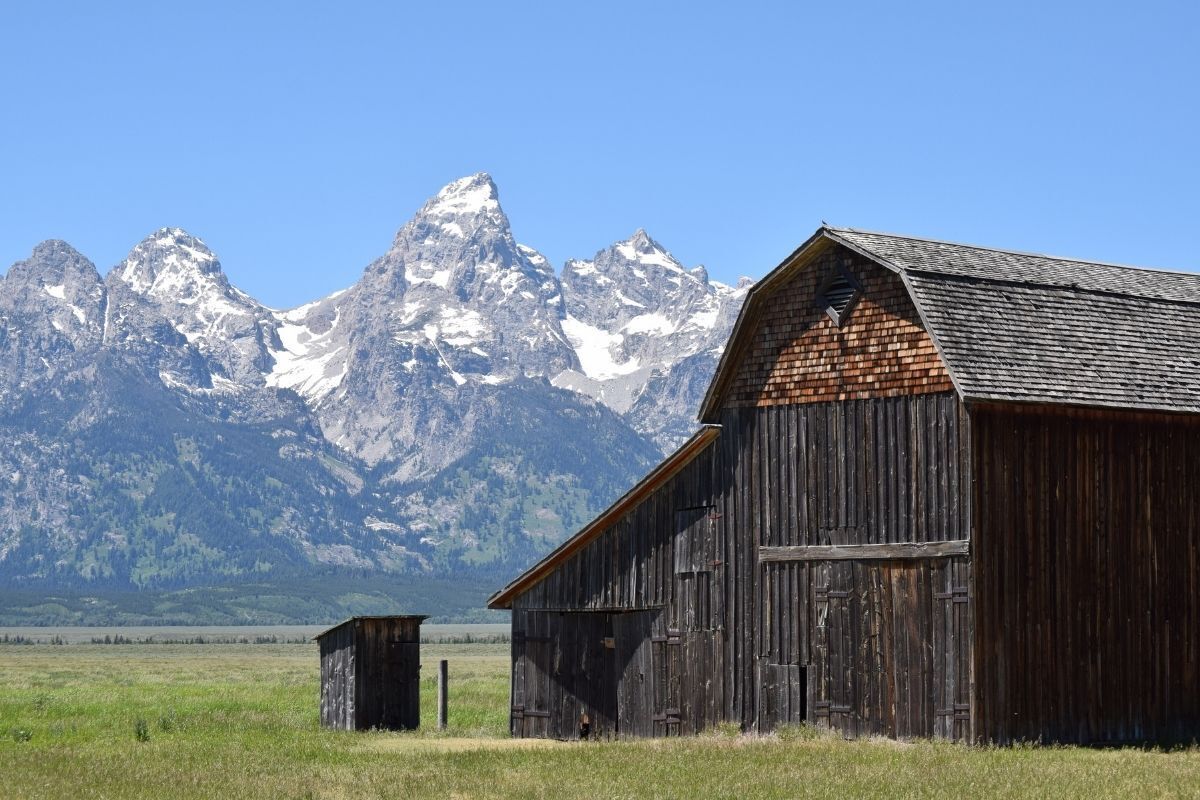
left=828, top=228, right=1200, bottom=413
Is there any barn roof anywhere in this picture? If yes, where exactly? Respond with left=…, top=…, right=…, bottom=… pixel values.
left=701, top=226, right=1200, bottom=418
left=487, top=425, right=721, bottom=609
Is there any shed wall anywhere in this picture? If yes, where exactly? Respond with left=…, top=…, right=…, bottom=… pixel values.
left=319, top=622, right=356, bottom=730
left=354, top=617, right=422, bottom=731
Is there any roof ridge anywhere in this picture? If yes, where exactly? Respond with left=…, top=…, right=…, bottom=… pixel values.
left=904, top=266, right=1200, bottom=310
left=828, top=226, right=1200, bottom=281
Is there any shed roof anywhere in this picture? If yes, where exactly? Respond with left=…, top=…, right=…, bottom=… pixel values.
left=313, top=615, right=428, bottom=641
left=701, top=226, right=1200, bottom=418
left=487, top=425, right=721, bottom=609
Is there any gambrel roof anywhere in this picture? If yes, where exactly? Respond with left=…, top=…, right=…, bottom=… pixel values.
left=702, top=226, right=1200, bottom=418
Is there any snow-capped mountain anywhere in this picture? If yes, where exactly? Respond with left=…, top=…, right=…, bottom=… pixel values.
left=109, top=228, right=276, bottom=385
left=554, top=228, right=749, bottom=446
left=0, top=173, right=749, bottom=590
left=266, top=173, right=583, bottom=479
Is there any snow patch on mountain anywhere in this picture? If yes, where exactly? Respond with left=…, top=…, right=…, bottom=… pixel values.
left=267, top=306, right=348, bottom=401
left=561, top=315, right=640, bottom=380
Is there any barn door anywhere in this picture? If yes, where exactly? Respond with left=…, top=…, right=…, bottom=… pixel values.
left=614, top=610, right=673, bottom=738
left=809, top=561, right=856, bottom=736
left=510, top=616, right=552, bottom=737
left=932, top=557, right=971, bottom=740
left=650, top=627, right=682, bottom=736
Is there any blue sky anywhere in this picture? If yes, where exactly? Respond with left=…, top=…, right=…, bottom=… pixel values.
left=2, top=1, right=1197, bottom=308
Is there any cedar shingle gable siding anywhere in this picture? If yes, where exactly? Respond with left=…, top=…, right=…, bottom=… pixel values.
left=723, top=247, right=953, bottom=408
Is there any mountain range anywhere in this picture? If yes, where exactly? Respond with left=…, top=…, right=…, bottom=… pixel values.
left=0, top=173, right=749, bottom=606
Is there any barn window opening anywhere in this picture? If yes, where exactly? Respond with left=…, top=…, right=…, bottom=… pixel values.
left=815, top=266, right=861, bottom=327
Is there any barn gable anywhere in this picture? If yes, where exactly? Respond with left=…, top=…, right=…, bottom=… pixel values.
left=706, top=226, right=1200, bottom=419
left=719, top=241, right=953, bottom=410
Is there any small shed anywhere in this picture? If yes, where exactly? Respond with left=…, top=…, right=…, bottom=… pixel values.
left=315, top=615, right=427, bottom=730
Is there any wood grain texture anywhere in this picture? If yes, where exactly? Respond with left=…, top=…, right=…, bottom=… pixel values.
left=760, top=541, right=969, bottom=562
left=506, top=393, right=972, bottom=741
left=972, top=405, right=1200, bottom=744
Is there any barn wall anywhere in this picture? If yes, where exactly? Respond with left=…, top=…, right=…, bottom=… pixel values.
left=723, top=246, right=954, bottom=408
left=723, top=393, right=972, bottom=740
left=973, top=405, right=1200, bottom=744
left=722, top=393, right=970, bottom=549
left=511, top=392, right=972, bottom=740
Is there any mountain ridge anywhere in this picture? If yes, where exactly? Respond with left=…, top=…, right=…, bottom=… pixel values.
left=0, top=173, right=750, bottom=591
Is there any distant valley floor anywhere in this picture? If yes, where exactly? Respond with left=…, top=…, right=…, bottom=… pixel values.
left=0, top=574, right=507, bottom=626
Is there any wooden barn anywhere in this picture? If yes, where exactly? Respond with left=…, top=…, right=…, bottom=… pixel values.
left=316, top=615, right=426, bottom=730
left=488, top=226, right=1200, bottom=745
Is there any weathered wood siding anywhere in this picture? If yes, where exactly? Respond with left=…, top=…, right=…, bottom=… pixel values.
left=355, top=617, right=422, bottom=731
left=726, top=393, right=970, bottom=549
left=723, top=246, right=954, bottom=408
left=727, top=393, right=972, bottom=740
left=318, top=621, right=356, bottom=730
left=510, top=392, right=972, bottom=740
left=511, top=438, right=730, bottom=739
left=973, top=405, right=1200, bottom=744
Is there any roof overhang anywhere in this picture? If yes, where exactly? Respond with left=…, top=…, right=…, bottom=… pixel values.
left=487, top=425, right=722, bottom=609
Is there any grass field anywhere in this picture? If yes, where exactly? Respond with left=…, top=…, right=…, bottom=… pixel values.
left=2, top=642, right=1199, bottom=799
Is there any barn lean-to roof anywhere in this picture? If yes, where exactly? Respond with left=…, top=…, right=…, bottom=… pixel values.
left=487, top=425, right=721, bottom=609
left=701, top=226, right=1200, bottom=419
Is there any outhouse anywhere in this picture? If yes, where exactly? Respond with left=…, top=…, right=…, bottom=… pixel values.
left=316, top=615, right=427, bottom=730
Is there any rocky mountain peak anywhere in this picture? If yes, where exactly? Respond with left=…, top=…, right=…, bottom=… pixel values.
left=422, top=172, right=502, bottom=222
left=1, top=240, right=105, bottom=322
left=0, top=241, right=107, bottom=386
left=110, top=228, right=227, bottom=295
left=620, top=228, right=677, bottom=265
left=4, top=240, right=103, bottom=293
left=107, top=229, right=272, bottom=383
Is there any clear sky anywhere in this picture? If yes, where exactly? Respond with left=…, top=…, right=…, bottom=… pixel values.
left=2, top=1, right=1197, bottom=308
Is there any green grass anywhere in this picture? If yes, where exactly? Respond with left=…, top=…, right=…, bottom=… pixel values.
left=1, top=643, right=1199, bottom=799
